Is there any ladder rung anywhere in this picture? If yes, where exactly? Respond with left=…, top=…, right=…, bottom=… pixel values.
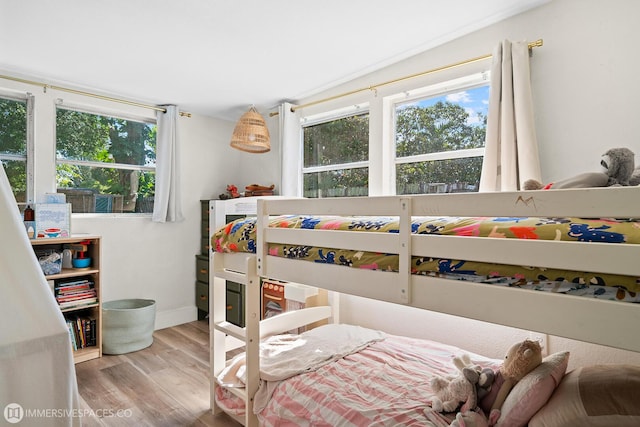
left=216, top=380, right=248, bottom=401
left=214, top=268, right=249, bottom=284
left=214, top=321, right=246, bottom=341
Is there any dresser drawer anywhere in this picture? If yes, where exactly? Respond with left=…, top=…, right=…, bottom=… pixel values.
left=195, top=255, right=209, bottom=283
left=195, top=281, right=209, bottom=313
left=201, top=219, right=210, bottom=238
left=201, top=237, right=210, bottom=255
left=226, top=287, right=244, bottom=327
left=226, top=280, right=243, bottom=293
left=200, top=200, right=210, bottom=220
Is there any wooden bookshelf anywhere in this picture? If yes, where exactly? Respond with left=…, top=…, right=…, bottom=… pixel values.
left=31, top=234, right=102, bottom=363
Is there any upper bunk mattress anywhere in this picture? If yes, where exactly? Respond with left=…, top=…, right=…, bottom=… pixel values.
left=213, top=215, right=640, bottom=298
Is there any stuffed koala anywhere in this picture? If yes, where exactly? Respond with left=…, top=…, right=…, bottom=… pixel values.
left=524, top=147, right=635, bottom=190
left=430, top=367, right=478, bottom=413
left=453, top=354, right=496, bottom=401
left=602, top=147, right=636, bottom=186
left=630, top=167, right=640, bottom=186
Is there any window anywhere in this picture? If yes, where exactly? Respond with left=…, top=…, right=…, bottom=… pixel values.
left=302, top=110, right=369, bottom=198
left=0, top=95, right=29, bottom=204
left=55, top=107, right=157, bottom=213
left=298, top=73, right=489, bottom=198
left=394, top=79, right=489, bottom=194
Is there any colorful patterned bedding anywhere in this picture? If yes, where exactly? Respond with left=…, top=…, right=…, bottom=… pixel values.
left=214, top=324, right=502, bottom=427
left=213, top=215, right=640, bottom=298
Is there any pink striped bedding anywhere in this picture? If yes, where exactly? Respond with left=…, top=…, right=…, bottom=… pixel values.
left=215, top=326, right=501, bottom=426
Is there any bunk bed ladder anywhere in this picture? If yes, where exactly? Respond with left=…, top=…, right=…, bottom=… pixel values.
left=211, top=254, right=260, bottom=427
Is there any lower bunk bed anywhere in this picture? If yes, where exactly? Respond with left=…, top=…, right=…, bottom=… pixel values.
left=209, top=187, right=640, bottom=426
left=216, top=321, right=503, bottom=426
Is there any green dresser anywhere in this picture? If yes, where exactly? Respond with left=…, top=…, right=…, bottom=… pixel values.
left=195, top=200, right=211, bottom=320
left=196, top=199, right=252, bottom=326
left=195, top=254, right=209, bottom=320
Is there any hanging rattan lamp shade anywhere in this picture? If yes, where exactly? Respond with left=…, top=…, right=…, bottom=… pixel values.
left=230, top=106, right=271, bottom=153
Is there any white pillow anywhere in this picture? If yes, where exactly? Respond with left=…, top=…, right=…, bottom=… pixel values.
left=495, top=351, right=569, bottom=427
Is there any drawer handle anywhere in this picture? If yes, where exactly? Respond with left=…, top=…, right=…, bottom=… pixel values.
left=227, top=305, right=233, bottom=310
left=264, top=294, right=283, bottom=301
left=199, top=269, right=208, bottom=274
left=199, top=295, right=207, bottom=300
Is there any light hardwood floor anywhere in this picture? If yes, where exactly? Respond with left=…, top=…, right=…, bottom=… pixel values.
left=76, top=320, right=241, bottom=427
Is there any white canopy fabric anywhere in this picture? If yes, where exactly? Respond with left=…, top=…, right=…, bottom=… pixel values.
left=0, top=165, right=80, bottom=426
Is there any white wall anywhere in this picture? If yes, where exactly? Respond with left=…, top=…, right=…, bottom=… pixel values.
left=0, top=74, right=280, bottom=331
left=298, top=0, right=640, bottom=369
left=70, top=112, right=280, bottom=330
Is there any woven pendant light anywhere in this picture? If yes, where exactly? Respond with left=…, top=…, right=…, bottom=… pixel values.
left=230, top=106, right=271, bottom=153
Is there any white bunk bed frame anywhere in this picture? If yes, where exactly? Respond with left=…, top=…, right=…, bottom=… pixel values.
left=210, top=187, right=640, bottom=426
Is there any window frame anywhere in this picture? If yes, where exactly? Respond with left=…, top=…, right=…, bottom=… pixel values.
left=389, top=72, right=490, bottom=194
left=295, top=71, right=490, bottom=198
left=0, top=90, right=35, bottom=205
left=54, top=100, right=157, bottom=215
left=301, top=103, right=370, bottom=198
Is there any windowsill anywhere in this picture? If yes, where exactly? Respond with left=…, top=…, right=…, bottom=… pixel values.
left=71, top=212, right=153, bottom=219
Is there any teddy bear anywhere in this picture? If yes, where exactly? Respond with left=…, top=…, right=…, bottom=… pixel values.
left=523, top=147, right=635, bottom=190
left=429, top=366, right=478, bottom=413
left=488, top=340, right=543, bottom=424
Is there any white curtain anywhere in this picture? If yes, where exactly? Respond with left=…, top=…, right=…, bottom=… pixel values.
left=152, top=105, right=184, bottom=222
left=279, top=102, right=302, bottom=197
left=0, top=165, right=80, bottom=426
left=479, top=40, right=541, bottom=192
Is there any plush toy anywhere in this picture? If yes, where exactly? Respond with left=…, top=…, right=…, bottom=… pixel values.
left=430, top=367, right=478, bottom=413
left=488, top=340, right=543, bottom=423
left=453, top=354, right=496, bottom=401
left=524, top=147, right=635, bottom=190
left=450, top=409, right=490, bottom=427
left=630, top=167, right=640, bottom=186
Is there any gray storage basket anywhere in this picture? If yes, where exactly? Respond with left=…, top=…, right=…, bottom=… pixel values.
left=102, top=299, right=156, bottom=355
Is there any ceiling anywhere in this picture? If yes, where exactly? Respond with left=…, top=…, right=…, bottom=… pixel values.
left=0, top=0, right=548, bottom=121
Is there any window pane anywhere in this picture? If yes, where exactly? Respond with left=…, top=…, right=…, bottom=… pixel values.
left=303, top=167, right=368, bottom=198
left=0, top=98, right=27, bottom=156
left=56, top=108, right=156, bottom=213
left=0, top=98, right=27, bottom=203
left=1, top=159, right=27, bottom=203
left=304, top=113, right=369, bottom=167
left=56, top=165, right=155, bottom=213
left=395, top=84, right=488, bottom=194
left=396, top=85, right=488, bottom=157
left=56, top=109, right=156, bottom=166
left=396, top=156, right=482, bottom=195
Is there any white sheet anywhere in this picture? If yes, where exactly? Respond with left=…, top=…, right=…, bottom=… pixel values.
left=0, top=165, right=80, bottom=426
left=216, top=324, right=386, bottom=412
left=260, top=323, right=385, bottom=381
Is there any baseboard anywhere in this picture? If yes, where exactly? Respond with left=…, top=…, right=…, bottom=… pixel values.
left=154, top=305, right=198, bottom=330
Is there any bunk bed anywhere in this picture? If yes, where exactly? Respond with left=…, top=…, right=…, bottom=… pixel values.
left=209, top=187, right=640, bottom=426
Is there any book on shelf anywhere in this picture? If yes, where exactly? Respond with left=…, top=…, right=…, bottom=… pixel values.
left=59, top=297, right=98, bottom=309
left=56, top=280, right=92, bottom=289
left=66, top=315, right=97, bottom=350
left=55, top=277, right=97, bottom=309
left=66, top=320, right=77, bottom=351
